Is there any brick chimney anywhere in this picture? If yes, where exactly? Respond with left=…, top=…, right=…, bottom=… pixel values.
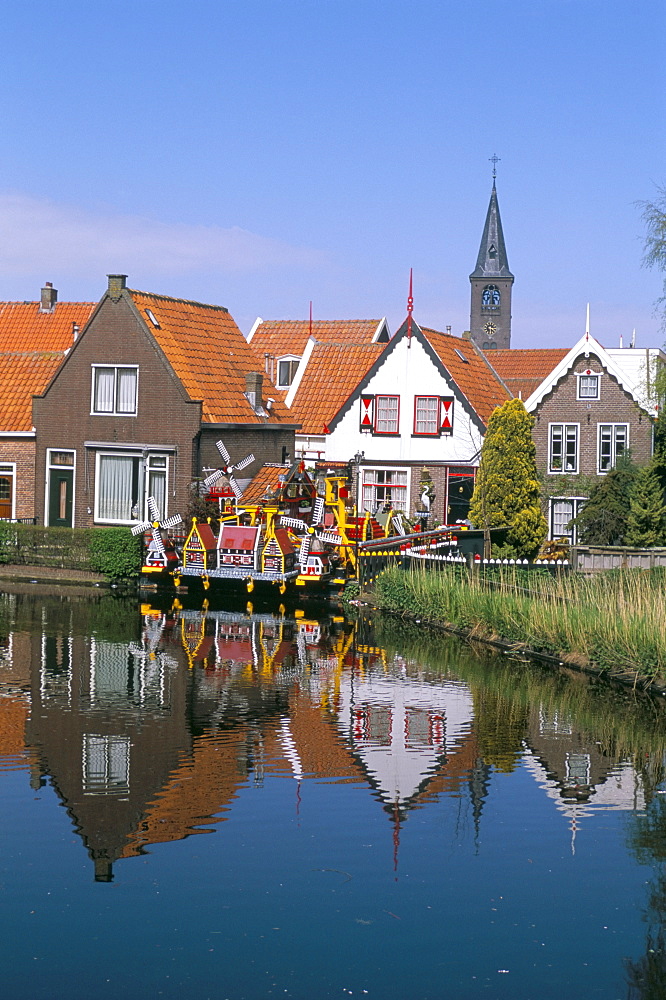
left=245, top=371, right=263, bottom=412
left=107, top=274, right=128, bottom=300
left=39, top=282, right=57, bottom=312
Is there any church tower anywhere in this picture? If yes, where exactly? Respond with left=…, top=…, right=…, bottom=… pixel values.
left=469, top=163, right=514, bottom=350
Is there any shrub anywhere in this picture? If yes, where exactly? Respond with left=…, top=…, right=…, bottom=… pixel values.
left=88, top=527, right=142, bottom=581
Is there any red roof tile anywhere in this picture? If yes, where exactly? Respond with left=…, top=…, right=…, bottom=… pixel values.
left=290, top=342, right=385, bottom=434
left=248, top=319, right=385, bottom=365
left=0, top=301, right=95, bottom=352
left=129, top=291, right=291, bottom=425
left=483, top=349, right=568, bottom=403
left=0, top=351, right=66, bottom=432
left=420, top=328, right=511, bottom=423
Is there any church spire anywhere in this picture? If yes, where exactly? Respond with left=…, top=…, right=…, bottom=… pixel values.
left=469, top=161, right=514, bottom=350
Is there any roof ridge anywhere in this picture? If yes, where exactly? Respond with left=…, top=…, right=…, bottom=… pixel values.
left=129, top=289, right=229, bottom=313
left=0, top=349, right=66, bottom=357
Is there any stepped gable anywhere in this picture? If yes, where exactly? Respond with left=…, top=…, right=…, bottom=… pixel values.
left=129, top=290, right=290, bottom=425
left=289, top=341, right=384, bottom=434
left=248, top=318, right=388, bottom=359
left=419, top=326, right=511, bottom=424
left=486, top=348, right=568, bottom=400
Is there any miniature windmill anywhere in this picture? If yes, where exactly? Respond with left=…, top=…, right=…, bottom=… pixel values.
left=131, top=496, right=183, bottom=567
left=203, top=440, right=255, bottom=499
left=280, top=499, right=342, bottom=571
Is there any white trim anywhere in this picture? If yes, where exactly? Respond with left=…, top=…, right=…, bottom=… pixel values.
left=45, top=449, right=76, bottom=527
left=525, top=333, right=654, bottom=414
left=285, top=338, right=316, bottom=408
left=547, top=421, right=580, bottom=475
left=0, top=462, right=16, bottom=520
left=246, top=317, right=263, bottom=343
left=372, top=318, right=390, bottom=342
left=575, top=369, right=601, bottom=401
left=0, top=431, right=36, bottom=438
left=276, top=354, right=301, bottom=389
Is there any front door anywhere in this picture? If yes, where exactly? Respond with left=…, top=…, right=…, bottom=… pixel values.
left=48, top=469, right=74, bottom=527
left=0, top=475, right=12, bottom=519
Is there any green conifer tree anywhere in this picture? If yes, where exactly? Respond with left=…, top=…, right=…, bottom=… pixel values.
left=469, top=398, right=547, bottom=558
left=625, top=462, right=666, bottom=547
left=571, top=458, right=636, bottom=545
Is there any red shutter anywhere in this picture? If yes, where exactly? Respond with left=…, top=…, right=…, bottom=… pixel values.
left=360, top=395, right=374, bottom=431
left=440, top=397, right=454, bottom=434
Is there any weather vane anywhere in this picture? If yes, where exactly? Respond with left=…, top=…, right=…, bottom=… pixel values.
left=489, top=153, right=500, bottom=181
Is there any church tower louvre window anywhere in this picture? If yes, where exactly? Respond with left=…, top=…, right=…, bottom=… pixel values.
left=469, top=156, right=514, bottom=350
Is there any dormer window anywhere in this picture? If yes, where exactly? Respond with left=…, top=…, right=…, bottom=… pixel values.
left=277, top=357, right=300, bottom=388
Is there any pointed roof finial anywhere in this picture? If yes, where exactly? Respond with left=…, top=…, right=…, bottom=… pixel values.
left=407, top=268, right=414, bottom=345
left=489, top=153, right=500, bottom=185
left=309, top=300, right=313, bottom=339
left=585, top=303, right=590, bottom=340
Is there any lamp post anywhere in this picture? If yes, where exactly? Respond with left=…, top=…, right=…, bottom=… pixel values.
left=352, top=450, right=364, bottom=580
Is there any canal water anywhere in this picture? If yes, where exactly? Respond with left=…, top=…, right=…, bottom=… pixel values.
left=1, top=585, right=665, bottom=1000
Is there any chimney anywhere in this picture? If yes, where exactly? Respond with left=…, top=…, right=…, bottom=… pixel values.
left=107, top=274, right=128, bottom=300
left=245, top=371, right=263, bottom=411
left=40, top=282, right=57, bottom=312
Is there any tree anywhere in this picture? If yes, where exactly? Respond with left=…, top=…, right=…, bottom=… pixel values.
left=625, top=462, right=666, bottom=547
left=571, top=458, right=636, bottom=545
left=638, top=186, right=666, bottom=329
left=469, top=398, right=547, bottom=558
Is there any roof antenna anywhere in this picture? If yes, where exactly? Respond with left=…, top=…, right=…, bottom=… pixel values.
left=407, top=268, right=413, bottom=347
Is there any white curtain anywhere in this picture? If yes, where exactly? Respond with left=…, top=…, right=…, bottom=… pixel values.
left=98, top=455, right=134, bottom=520
left=94, top=368, right=115, bottom=412
left=117, top=368, right=137, bottom=413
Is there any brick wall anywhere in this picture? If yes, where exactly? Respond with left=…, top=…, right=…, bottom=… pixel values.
left=0, top=439, right=38, bottom=519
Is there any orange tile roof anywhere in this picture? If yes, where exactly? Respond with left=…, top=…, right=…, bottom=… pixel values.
left=129, top=291, right=292, bottom=425
left=249, top=319, right=385, bottom=364
left=484, top=348, right=568, bottom=403
left=0, top=301, right=95, bottom=352
left=0, top=351, right=66, bottom=432
left=242, top=464, right=289, bottom=504
left=290, top=342, right=385, bottom=434
left=420, top=328, right=511, bottom=424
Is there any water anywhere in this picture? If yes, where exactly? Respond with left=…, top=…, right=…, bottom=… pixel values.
left=1, top=584, right=665, bottom=1000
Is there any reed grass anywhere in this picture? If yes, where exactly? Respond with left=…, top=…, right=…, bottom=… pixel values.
left=372, top=565, right=666, bottom=681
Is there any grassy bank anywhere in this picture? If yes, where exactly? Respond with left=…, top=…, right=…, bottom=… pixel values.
left=371, top=565, right=666, bottom=683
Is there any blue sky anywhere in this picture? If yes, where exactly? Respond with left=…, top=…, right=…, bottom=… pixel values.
left=0, top=0, right=664, bottom=347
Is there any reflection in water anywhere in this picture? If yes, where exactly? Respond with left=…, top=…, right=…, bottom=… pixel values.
left=2, top=588, right=666, bottom=997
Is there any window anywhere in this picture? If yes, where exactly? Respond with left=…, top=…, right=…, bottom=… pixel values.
left=362, top=468, right=408, bottom=513
left=0, top=463, right=15, bottom=520
left=598, top=424, right=628, bottom=473
left=277, top=358, right=299, bottom=388
left=83, top=734, right=130, bottom=795
left=414, top=396, right=439, bottom=435
left=91, top=366, right=138, bottom=415
left=95, top=451, right=169, bottom=524
left=549, top=423, right=578, bottom=473
left=374, top=395, right=399, bottom=434
left=549, top=497, right=586, bottom=543
left=576, top=371, right=600, bottom=400
left=481, top=285, right=500, bottom=309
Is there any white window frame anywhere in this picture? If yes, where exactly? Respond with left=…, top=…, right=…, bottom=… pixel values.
left=548, top=423, right=579, bottom=474
left=91, top=365, right=138, bottom=416
left=361, top=467, right=410, bottom=514
left=598, top=423, right=629, bottom=474
left=549, top=496, right=586, bottom=543
left=94, top=450, right=170, bottom=525
left=576, top=370, right=601, bottom=401
left=0, top=462, right=16, bottom=520
left=276, top=356, right=300, bottom=389
left=374, top=395, right=400, bottom=435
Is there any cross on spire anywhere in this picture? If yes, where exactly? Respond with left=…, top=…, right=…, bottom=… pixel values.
left=489, top=153, right=500, bottom=182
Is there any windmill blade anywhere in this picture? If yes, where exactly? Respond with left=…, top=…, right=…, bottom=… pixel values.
left=203, top=468, right=226, bottom=488
left=312, top=496, right=325, bottom=526
left=229, top=475, right=244, bottom=499
left=215, top=440, right=232, bottom=465
left=392, top=513, right=406, bottom=536
left=281, top=515, right=308, bottom=531
left=296, top=628, right=307, bottom=664
left=161, top=513, right=183, bottom=530
left=234, top=453, right=255, bottom=472
left=131, top=520, right=152, bottom=536
left=298, top=535, right=312, bottom=565
left=151, top=528, right=166, bottom=554
left=318, top=530, right=342, bottom=546
left=147, top=496, right=160, bottom=522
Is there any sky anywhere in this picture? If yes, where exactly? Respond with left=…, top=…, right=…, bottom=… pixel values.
left=0, top=0, right=664, bottom=348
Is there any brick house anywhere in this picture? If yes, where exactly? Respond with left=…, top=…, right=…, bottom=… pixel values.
left=310, top=317, right=510, bottom=525
left=514, top=331, right=665, bottom=541
left=32, top=275, right=297, bottom=528
left=0, top=285, right=95, bottom=521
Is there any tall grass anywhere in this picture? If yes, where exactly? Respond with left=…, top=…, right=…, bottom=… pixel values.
left=372, top=565, right=666, bottom=681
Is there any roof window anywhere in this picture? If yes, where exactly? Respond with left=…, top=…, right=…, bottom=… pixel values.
left=145, top=308, right=161, bottom=328
left=453, top=348, right=469, bottom=363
